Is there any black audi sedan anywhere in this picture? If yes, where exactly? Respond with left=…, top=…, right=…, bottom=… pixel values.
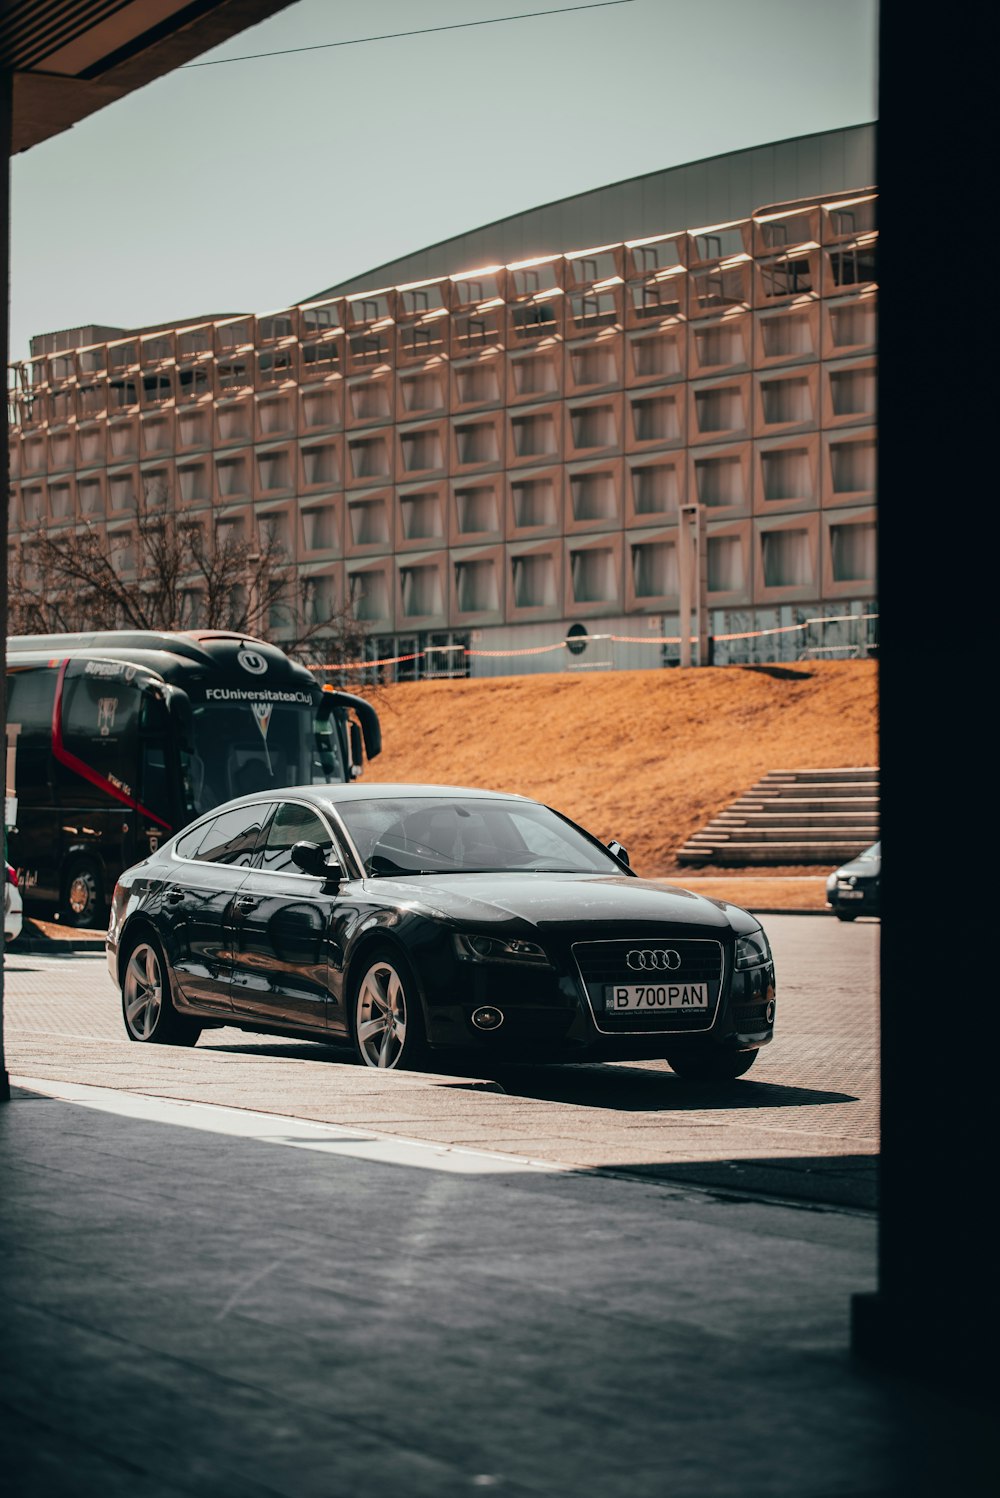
left=107, top=784, right=776, bottom=1078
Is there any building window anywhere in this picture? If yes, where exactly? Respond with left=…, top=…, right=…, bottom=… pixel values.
left=302, top=444, right=338, bottom=486
left=455, top=484, right=499, bottom=534
left=302, top=507, right=334, bottom=552
left=632, top=540, right=678, bottom=597
left=400, top=563, right=443, bottom=617
left=400, top=429, right=443, bottom=473
left=707, top=535, right=743, bottom=591
left=511, top=477, right=557, bottom=529
left=761, top=377, right=812, bottom=426
left=511, top=412, right=557, bottom=459
left=400, top=492, right=444, bottom=542
left=348, top=497, right=389, bottom=546
left=631, top=462, right=679, bottom=516
left=694, top=454, right=744, bottom=507
left=632, top=394, right=680, bottom=442
left=830, top=522, right=876, bottom=582
left=455, top=558, right=500, bottom=613
left=762, top=448, right=811, bottom=502
left=348, top=436, right=390, bottom=482
left=570, top=547, right=616, bottom=604
left=830, top=439, right=875, bottom=494
left=512, top=553, right=557, bottom=608
left=454, top=420, right=498, bottom=467
left=830, top=369, right=876, bottom=419
left=762, top=529, right=811, bottom=587
left=569, top=470, right=617, bottom=523
left=350, top=571, right=390, bottom=622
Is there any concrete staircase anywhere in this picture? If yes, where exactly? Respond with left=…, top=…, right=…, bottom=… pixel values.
left=676, top=767, right=880, bottom=867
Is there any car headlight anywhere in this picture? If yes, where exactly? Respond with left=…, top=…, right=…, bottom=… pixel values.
left=454, top=932, right=551, bottom=967
left=734, top=929, right=771, bottom=970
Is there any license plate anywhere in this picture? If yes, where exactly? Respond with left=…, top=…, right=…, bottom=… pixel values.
left=606, top=983, right=709, bottom=1012
left=838, top=889, right=863, bottom=900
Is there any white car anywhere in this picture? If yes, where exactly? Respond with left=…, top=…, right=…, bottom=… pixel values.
left=4, top=863, right=23, bottom=945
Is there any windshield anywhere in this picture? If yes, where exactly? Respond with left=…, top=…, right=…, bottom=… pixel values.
left=181, top=697, right=343, bottom=814
left=331, top=796, right=623, bottom=877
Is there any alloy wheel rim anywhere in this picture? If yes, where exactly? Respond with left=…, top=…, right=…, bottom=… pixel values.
left=124, top=944, right=162, bottom=1039
left=69, top=872, right=96, bottom=916
left=356, top=960, right=408, bottom=1068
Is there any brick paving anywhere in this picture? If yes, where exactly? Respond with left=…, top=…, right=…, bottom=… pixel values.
left=3, top=916, right=879, bottom=1208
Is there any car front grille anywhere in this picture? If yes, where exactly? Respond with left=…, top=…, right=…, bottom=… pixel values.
left=733, top=1002, right=770, bottom=1029
left=572, top=938, right=724, bottom=1034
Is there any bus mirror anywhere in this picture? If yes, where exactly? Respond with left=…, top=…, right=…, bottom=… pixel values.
left=349, top=722, right=364, bottom=779
left=163, top=686, right=194, bottom=749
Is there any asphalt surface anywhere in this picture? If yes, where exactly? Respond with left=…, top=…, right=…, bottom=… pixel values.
left=2, top=916, right=990, bottom=1494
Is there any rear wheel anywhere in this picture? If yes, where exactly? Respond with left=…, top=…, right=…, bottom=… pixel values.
left=121, top=935, right=201, bottom=1046
left=61, top=857, right=105, bottom=929
left=351, top=946, right=425, bottom=1070
left=666, top=1048, right=758, bottom=1081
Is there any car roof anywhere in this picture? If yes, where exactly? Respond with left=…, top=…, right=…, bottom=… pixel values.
left=205, top=783, right=534, bottom=813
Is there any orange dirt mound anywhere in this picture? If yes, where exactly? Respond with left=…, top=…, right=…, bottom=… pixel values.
left=357, top=659, right=878, bottom=880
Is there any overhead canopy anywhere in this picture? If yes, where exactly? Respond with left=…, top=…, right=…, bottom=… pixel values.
left=1, top=0, right=295, bottom=154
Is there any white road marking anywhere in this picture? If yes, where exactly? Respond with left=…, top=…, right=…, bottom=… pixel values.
left=12, top=1075, right=563, bottom=1176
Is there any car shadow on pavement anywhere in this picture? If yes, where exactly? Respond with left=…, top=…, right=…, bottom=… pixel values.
left=200, top=1038, right=853, bottom=1112
left=471, top=1064, right=856, bottom=1112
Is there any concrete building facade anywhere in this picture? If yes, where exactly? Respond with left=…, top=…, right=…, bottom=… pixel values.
left=7, top=125, right=877, bottom=678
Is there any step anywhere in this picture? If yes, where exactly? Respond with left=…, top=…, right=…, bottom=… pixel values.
left=760, top=767, right=879, bottom=783
left=677, top=840, right=874, bottom=866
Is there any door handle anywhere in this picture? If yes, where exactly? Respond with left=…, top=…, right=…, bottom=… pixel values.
left=234, top=894, right=256, bottom=910
left=165, top=887, right=185, bottom=904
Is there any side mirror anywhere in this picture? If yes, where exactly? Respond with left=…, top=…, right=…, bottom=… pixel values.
left=162, top=685, right=194, bottom=751
left=349, top=721, right=364, bottom=780
left=607, top=840, right=630, bottom=868
left=290, top=841, right=342, bottom=883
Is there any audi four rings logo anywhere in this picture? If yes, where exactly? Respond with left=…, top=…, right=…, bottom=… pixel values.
left=626, top=949, right=681, bottom=971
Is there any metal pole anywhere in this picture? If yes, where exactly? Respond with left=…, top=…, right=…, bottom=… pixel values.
left=1, top=69, right=12, bottom=1102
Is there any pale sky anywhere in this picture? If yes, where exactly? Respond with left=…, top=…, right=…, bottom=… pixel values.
left=9, top=0, right=878, bottom=364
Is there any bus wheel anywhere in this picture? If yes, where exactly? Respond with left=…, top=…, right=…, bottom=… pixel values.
left=121, top=935, right=201, bottom=1046
left=61, top=858, right=106, bottom=928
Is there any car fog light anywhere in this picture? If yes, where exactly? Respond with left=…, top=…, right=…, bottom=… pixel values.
left=472, top=1006, right=504, bottom=1031
left=765, top=1000, right=775, bottom=1024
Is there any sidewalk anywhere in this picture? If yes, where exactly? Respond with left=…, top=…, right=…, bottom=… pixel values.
left=0, top=1064, right=988, bottom=1496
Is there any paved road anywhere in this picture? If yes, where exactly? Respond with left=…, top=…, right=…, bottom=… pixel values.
left=3, top=915, right=879, bottom=1209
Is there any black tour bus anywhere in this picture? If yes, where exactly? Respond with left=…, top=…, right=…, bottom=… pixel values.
left=5, top=630, right=381, bottom=926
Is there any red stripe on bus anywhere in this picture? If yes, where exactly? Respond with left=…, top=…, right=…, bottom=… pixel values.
left=51, top=660, right=172, bottom=831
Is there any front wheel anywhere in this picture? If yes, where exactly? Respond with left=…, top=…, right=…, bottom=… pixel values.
left=351, top=946, right=425, bottom=1070
left=666, top=1048, right=758, bottom=1081
left=835, top=910, right=859, bottom=922
left=121, top=936, right=201, bottom=1046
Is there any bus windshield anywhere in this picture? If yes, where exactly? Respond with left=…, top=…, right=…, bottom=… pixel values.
left=181, top=696, right=344, bottom=814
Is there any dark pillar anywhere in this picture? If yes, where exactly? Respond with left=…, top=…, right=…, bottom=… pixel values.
left=850, top=1, right=993, bottom=1384
left=1, top=69, right=11, bottom=1102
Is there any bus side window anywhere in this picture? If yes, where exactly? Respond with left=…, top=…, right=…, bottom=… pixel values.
left=57, top=668, right=141, bottom=805
left=6, top=668, right=57, bottom=801
left=139, top=744, right=171, bottom=822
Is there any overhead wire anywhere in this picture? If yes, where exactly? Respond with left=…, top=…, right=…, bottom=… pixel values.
left=183, top=1, right=636, bottom=67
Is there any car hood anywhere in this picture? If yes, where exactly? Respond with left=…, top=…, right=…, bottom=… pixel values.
left=361, top=872, right=746, bottom=932
left=835, top=854, right=881, bottom=879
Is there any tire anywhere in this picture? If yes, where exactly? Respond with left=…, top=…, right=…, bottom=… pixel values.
left=835, top=910, right=859, bottom=922
left=61, top=857, right=106, bottom=929
left=350, top=945, right=426, bottom=1071
left=121, top=934, right=201, bottom=1046
left=666, top=1047, right=758, bottom=1081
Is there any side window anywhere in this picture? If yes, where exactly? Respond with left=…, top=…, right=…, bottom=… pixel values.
left=175, top=818, right=217, bottom=860
left=139, top=744, right=171, bottom=822
left=196, top=803, right=269, bottom=866
left=6, top=667, right=56, bottom=802
left=57, top=665, right=141, bottom=808
left=258, top=801, right=334, bottom=874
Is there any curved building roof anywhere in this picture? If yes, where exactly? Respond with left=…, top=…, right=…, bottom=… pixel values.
left=308, top=123, right=875, bottom=301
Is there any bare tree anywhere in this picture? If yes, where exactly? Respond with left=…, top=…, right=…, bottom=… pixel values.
left=9, top=485, right=371, bottom=676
